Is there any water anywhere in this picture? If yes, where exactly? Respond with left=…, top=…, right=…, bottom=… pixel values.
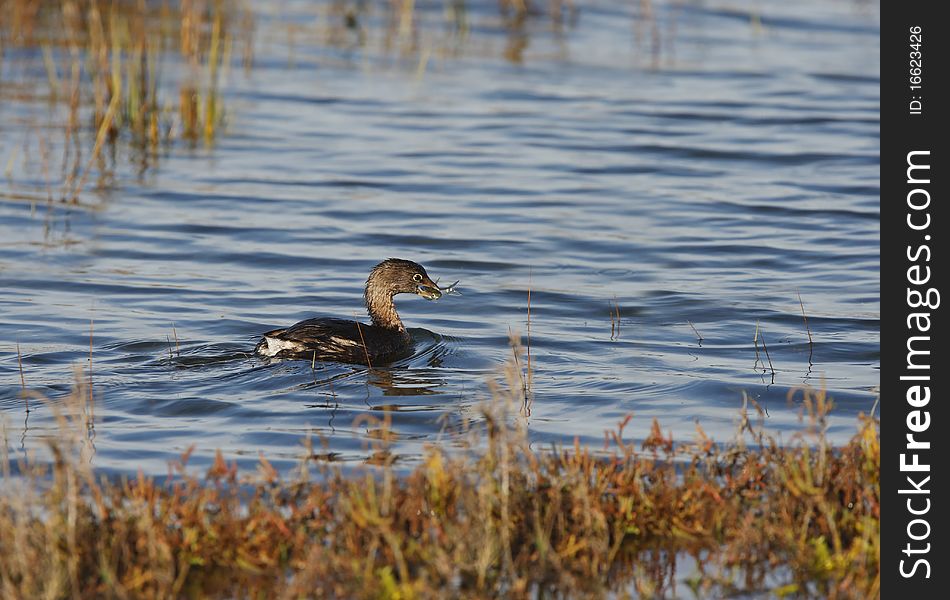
left=0, top=0, right=880, bottom=476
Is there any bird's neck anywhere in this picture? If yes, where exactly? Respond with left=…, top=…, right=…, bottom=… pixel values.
left=364, top=287, right=405, bottom=331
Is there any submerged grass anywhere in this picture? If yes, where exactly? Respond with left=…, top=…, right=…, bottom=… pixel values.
left=1, top=343, right=880, bottom=598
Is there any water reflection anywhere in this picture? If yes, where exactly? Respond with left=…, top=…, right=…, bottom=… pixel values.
left=368, top=368, right=445, bottom=397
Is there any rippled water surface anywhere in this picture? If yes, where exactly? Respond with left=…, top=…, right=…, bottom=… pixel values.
left=1, top=0, right=880, bottom=475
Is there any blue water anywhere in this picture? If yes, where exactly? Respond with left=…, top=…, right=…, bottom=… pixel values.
left=0, top=0, right=880, bottom=475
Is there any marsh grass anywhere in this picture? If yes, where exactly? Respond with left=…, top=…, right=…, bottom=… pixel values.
left=1, top=341, right=879, bottom=598
left=1, top=1, right=670, bottom=205
left=0, top=0, right=251, bottom=203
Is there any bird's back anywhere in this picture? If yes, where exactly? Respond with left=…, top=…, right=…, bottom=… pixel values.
left=255, top=317, right=411, bottom=364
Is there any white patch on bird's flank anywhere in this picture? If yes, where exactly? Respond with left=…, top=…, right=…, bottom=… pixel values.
left=328, top=336, right=359, bottom=347
left=259, top=336, right=306, bottom=356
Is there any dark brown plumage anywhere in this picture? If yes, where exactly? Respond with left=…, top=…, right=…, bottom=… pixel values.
left=255, top=259, right=445, bottom=365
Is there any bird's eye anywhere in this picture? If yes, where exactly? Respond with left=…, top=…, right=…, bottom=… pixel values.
left=412, top=273, right=423, bottom=283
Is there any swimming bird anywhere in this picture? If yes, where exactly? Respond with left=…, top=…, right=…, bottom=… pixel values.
left=255, top=258, right=454, bottom=365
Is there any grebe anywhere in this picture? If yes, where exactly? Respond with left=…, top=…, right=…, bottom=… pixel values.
left=255, top=258, right=453, bottom=365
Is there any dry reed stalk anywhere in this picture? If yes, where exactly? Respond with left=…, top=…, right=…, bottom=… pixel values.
left=507, top=326, right=528, bottom=402
left=17, top=342, right=30, bottom=415
left=87, top=318, right=94, bottom=423
left=687, top=319, right=703, bottom=343
left=354, top=319, right=373, bottom=368
left=798, top=292, right=812, bottom=342
left=525, top=270, right=532, bottom=392
left=607, top=302, right=617, bottom=340
left=615, top=296, right=621, bottom=334
left=69, top=76, right=119, bottom=203
left=752, top=320, right=763, bottom=372
left=759, top=328, right=776, bottom=377
left=797, top=290, right=815, bottom=366
left=17, top=342, right=26, bottom=392
left=397, top=0, right=416, bottom=42
left=609, top=296, right=621, bottom=340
